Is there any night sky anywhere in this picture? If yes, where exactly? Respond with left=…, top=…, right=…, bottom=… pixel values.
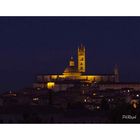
left=0, top=17, right=140, bottom=92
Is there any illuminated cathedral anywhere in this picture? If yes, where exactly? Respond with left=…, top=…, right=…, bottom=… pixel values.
left=33, top=44, right=119, bottom=90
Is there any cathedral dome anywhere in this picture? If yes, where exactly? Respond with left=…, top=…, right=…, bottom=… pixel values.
left=64, top=66, right=79, bottom=73
left=63, top=56, right=81, bottom=76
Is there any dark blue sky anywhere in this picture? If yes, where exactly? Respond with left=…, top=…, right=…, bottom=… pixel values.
left=0, top=17, right=140, bottom=92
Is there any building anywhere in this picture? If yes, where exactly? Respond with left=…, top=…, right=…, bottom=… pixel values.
left=98, top=83, right=140, bottom=91
left=33, top=44, right=119, bottom=90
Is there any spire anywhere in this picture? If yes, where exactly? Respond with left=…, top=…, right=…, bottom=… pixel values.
left=79, top=43, right=85, bottom=50
left=70, top=56, right=73, bottom=60
left=114, top=64, right=119, bottom=82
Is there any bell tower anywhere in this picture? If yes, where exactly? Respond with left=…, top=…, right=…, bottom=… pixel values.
left=78, top=44, right=86, bottom=73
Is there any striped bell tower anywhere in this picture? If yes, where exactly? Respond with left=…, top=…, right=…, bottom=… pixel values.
left=78, top=44, right=86, bottom=73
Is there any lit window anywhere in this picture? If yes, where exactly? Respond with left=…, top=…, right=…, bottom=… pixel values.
left=33, top=97, right=39, bottom=101
left=97, top=106, right=100, bottom=109
left=136, top=94, right=139, bottom=97
left=133, top=103, right=137, bottom=109
left=47, top=82, right=55, bottom=89
left=37, top=88, right=40, bottom=90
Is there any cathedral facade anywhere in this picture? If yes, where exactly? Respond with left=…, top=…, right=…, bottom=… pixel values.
left=33, top=44, right=119, bottom=89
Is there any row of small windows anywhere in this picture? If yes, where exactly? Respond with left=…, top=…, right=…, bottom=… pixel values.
left=78, top=53, right=85, bottom=56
